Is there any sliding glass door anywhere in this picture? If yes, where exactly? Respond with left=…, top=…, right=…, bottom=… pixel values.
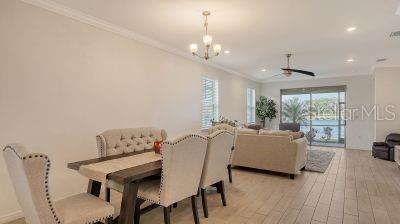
left=281, top=86, right=346, bottom=147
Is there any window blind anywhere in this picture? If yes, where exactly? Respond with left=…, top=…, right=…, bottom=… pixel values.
left=202, top=77, right=219, bottom=128
left=247, top=88, right=256, bottom=123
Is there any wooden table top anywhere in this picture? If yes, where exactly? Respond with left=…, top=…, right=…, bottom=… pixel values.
left=67, top=149, right=162, bottom=184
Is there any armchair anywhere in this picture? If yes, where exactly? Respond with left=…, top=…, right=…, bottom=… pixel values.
left=372, top=133, right=400, bottom=161
left=279, top=123, right=300, bottom=132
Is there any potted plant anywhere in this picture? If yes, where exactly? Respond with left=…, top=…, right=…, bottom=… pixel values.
left=256, top=96, right=277, bottom=128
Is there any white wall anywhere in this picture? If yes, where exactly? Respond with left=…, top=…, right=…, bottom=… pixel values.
left=0, top=1, right=260, bottom=221
left=261, top=75, right=375, bottom=150
left=374, top=67, right=400, bottom=141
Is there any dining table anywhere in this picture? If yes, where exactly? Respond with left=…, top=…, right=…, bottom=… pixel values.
left=67, top=149, right=162, bottom=224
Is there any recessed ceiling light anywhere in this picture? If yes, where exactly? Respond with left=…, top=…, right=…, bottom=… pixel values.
left=347, top=58, right=354, bottom=62
left=224, top=50, right=230, bottom=54
left=261, top=68, right=266, bottom=72
left=347, top=27, right=357, bottom=32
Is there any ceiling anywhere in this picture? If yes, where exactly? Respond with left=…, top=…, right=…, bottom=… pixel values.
left=43, top=0, right=400, bottom=82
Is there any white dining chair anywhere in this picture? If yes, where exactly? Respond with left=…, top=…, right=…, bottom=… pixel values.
left=3, top=143, right=114, bottom=224
left=133, top=134, right=208, bottom=224
left=199, top=130, right=234, bottom=218
left=208, top=124, right=237, bottom=183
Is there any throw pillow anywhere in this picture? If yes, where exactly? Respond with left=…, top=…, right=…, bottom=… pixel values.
left=247, top=124, right=262, bottom=130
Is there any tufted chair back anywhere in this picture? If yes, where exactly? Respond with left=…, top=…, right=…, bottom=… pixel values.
left=96, top=127, right=168, bottom=157
left=3, top=144, right=60, bottom=224
left=200, top=130, right=235, bottom=188
left=159, top=134, right=208, bottom=206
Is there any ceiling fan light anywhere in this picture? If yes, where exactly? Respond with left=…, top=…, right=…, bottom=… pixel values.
left=189, top=43, right=198, bottom=53
left=203, top=35, right=213, bottom=46
left=213, top=44, right=222, bottom=54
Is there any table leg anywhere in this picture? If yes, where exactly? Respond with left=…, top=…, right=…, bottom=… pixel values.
left=87, top=179, right=101, bottom=197
left=118, top=181, right=139, bottom=224
left=105, top=187, right=111, bottom=202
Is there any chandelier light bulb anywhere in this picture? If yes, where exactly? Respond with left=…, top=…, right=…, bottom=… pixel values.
left=213, top=44, right=222, bottom=54
left=203, top=35, right=213, bottom=46
left=189, top=43, right=198, bottom=54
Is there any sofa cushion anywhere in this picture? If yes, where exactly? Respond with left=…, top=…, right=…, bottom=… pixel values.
left=259, top=129, right=303, bottom=139
left=237, top=128, right=259, bottom=135
left=373, top=145, right=390, bottom=152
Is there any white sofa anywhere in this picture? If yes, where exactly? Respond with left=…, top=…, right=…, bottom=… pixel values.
left=232, top=129, right=307, bottom=179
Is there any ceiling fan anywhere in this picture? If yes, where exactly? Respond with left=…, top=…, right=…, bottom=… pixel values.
left=273, top=54, right=315, bottom=78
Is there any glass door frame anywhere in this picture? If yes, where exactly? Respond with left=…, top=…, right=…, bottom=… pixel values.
left=280, top=85, right=347, bottom=148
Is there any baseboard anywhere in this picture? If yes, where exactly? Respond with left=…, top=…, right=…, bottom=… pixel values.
left=0, top=211, right=23, bottom=224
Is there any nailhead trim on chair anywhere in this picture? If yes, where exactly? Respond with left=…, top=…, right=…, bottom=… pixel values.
left=3, top=146, right=62, bottom=224
left=207, top=130, right=234, bottom=139
left=208, top=126, right=237, bottom=166
left=4, top=146, right=115, bottom=224
left=96, top=135, right=106, bottom=157
left=137, top=134, right=208, bottom=206
left=162, top=134, right=208, bottom=146
left=87, top=214, right=113, bottom=224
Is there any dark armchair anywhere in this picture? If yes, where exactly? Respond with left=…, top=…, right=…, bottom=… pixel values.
left=279, top=123, right=305, bottom=138
left=372, top=133, right=400, bottom=161
left=279, top=123, right=300, bottom=132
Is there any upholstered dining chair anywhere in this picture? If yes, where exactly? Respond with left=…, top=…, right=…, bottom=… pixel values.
left=208, top=124, right=236, bottom=183
left=96, top=127, right=168, bottom=157
left=199, top=130, right=234, bottom=218
left=3, top=143, right=114, bottom=224
left=96, top=127, right=167, bottom=204
left=133, top=134, right=208, bottom=224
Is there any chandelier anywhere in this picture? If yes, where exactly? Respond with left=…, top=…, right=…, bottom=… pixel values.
left=189, top=11, right=221, bottom=60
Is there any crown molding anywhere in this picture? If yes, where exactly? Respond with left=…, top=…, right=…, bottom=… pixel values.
left=21, top=0, right=259, bottom=82
left=260, top=73, right=372, bottom=83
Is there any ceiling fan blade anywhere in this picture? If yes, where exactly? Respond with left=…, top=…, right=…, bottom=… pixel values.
left=281, top=68, right=315, bottom=77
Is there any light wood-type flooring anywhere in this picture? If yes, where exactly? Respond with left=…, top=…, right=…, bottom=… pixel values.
left=7, top=147, right=400, bottom=224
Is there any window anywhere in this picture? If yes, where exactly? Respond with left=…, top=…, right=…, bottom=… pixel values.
left=280, top=85, right=346, bottom=148
left=247, top=88, right=256, bottom=123
left=202, top=77, right=219, bottom=128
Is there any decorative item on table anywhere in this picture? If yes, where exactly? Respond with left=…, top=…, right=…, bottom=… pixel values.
left=154, top=141, right=163, bottom=154
left=211, top=115, right=238, bottom=127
